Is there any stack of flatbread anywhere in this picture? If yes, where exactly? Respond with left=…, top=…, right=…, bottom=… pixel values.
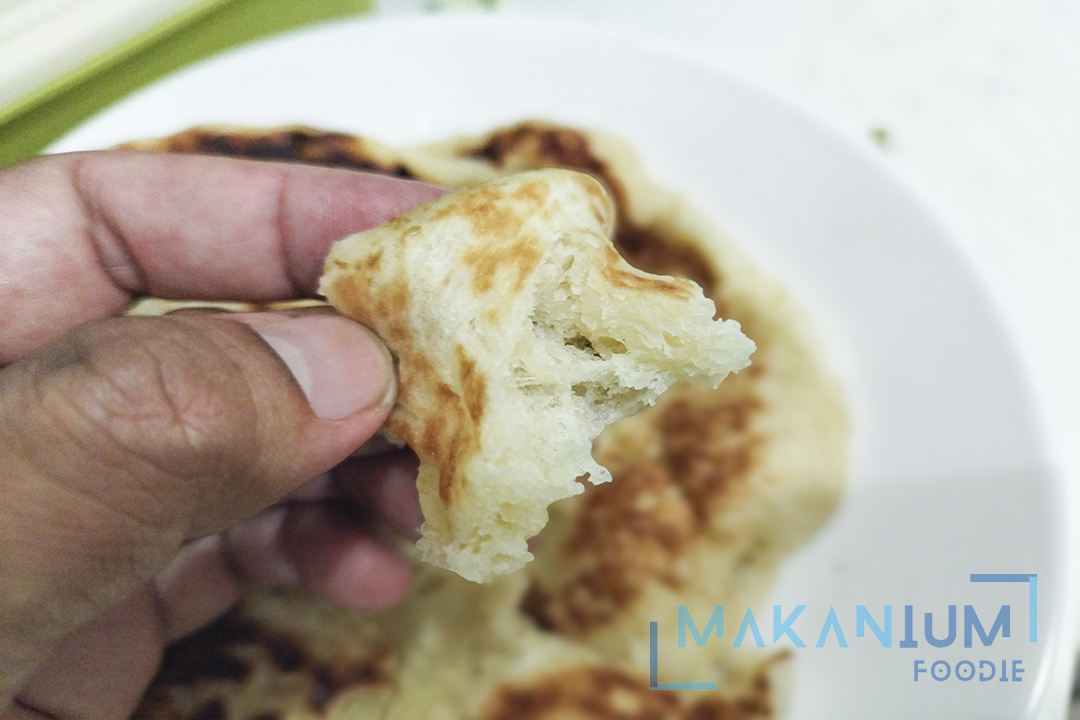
left=123, top=121, right=847, bottom=720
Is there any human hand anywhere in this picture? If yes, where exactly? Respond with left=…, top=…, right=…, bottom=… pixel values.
left=0, top=151, right=444, bottom=719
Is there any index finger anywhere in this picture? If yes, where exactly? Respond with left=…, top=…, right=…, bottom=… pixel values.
left=0, top=150, right=445, bottom=363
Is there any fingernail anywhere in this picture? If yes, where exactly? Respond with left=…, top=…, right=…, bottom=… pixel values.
left=254, top=315, right=394, bottom=419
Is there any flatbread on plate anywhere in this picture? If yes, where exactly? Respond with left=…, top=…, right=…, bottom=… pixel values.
left=122, top=121, right=847, bottom=720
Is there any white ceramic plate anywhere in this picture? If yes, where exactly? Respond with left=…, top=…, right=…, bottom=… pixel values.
left=51, top=15, right=1067, bottom=719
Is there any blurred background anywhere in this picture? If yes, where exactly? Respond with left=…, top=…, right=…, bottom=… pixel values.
left=2, top=0, right=1078, bottom=716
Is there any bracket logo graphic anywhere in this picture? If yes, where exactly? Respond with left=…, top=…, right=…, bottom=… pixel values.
left=969, top=574, right=1037, bottom=642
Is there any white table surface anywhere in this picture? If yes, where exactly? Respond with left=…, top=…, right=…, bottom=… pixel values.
left=375, top=0, right=1080, bottom=716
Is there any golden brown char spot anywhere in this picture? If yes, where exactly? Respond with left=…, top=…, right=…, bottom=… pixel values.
left=483, top=666, right=773, bottom=720
left=428, top=415, right=474, bottom=506
left=385, top=322, right=410, bottom=344
left=510, top=179, right=550, bottom=205
left=398, top=349, right=482, bottom=507
left=430, top=183, right=525, bottom=237
left=398, top=353, right=435, bottom=406
left=435, top=382, right=458, bottom=401
left=467, top=123, right=609, bottom=177
left=658, top=395, right=762, bottom=524
left=384, top=217, right=420, bottom=237
left=355, top=248, right=383, bottom=274
left=591, top=204, right=608, bottom=226
left=462, top=235, right=543, bottom=294
left=600, top=247, right=694, bottom=299
left=456, top=346, right=488, bottom=424
left=378, top=278, right=410, bottom=326
left=328, top=271, right=414, bottom=356
left=438, top=468, right=456, bottom=505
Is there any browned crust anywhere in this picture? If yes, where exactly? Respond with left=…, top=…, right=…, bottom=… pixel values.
left=481, top=665, right=773, bottom=720
left=120, top=125, right=416, bottom=177
left=520, top=382, right=763, bottom=635
left=135, top=607, right=393, bottom=719
left=327, top=263, right=484, bottom=506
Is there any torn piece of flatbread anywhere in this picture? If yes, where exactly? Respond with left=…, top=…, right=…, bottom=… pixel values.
left=319, top=169, right=754, bottom=582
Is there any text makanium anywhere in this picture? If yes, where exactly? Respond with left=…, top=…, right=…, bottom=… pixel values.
left=648, top=573, right=1037, bottom=689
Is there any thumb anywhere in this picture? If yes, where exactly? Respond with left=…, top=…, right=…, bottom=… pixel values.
left=0, top=311, right=394, bottom=693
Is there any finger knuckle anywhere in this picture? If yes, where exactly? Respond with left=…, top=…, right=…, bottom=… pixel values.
left=29, top=319, right=261, bottom=524
left=79, top=320, right=257, bottom=472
